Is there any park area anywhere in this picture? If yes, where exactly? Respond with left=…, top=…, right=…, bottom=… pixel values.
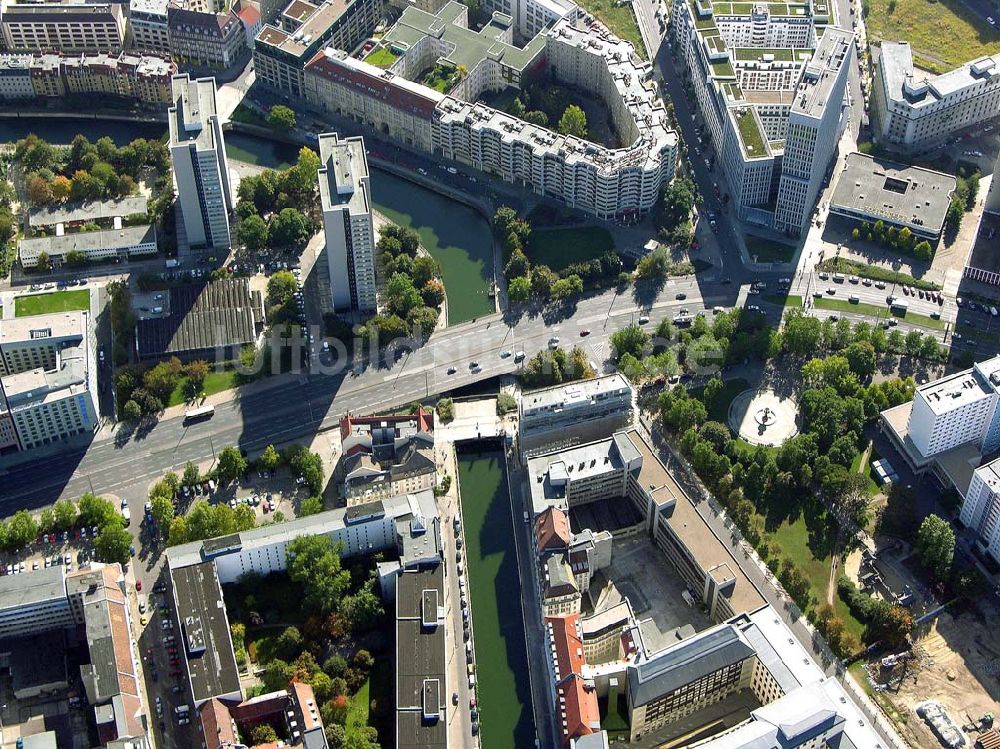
left=575, top=0, right=645, bottom=56
left=14, top=289, right=90, bottom=317
left=525, top=226, right=615, bottom=271
left=864, top=0, right=1000, bottom=73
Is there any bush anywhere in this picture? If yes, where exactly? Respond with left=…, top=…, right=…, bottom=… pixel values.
left=436, top=398, right=455, bottom=423
left=497, top=392, right=517, bottom=415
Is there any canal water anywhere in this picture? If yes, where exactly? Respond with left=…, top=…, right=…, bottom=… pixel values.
left=0, top=120, right=495, bottom=323
left=456, top=442, right=535, bottom=749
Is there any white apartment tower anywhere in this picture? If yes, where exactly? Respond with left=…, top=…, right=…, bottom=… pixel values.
left=318, top=132, right=376, bottom=314
left=961, top=461, right=1000, bottom=565
left=168, top=74, right=233, bottom=253
left=773, top=27, right=853, bottom=235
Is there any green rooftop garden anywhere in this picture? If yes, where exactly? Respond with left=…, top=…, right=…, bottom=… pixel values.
left=734, top=108, right=766, bottom=157
left=710, top=59, right=736, bottom=77
left=420, top=62, right=465, bottom=93
left=732, top=47, right=798, bottom=61
left=365, top=46, right=399, bottom=68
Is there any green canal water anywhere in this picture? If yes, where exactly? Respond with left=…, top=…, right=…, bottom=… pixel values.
left=0, top=122, right=495, bottom=324
left=457, top=444, right=535, bottom=749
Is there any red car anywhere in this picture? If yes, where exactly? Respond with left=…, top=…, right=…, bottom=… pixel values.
left=136, top=581, right=142, bottom=592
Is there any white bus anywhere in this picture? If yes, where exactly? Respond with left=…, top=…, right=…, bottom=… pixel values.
left=183, top=404, right=215, bottom=424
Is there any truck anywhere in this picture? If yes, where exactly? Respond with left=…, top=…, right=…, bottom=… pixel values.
left=183, top=404, right=215, bottom=424
left=165, top=259, right=180, bottom=269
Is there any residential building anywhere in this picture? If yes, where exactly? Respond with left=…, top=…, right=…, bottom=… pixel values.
left=520, top=373, right=635, bottom=454
left=29, top=195, right=149, bottom=231
left=167, top=5, right=247, bottom=69
left=0, top=310, right=88, bottom=376
left=544, top=614, right=602, bottom=745
left=959, top=459, right=1000, bottom=565
left=24, top=51, right=175, bottom=105
left=872, top=41, right=1000, bottom=151
left=168, top=73, right=233, bottom=253
left=0, top=308, right=97, bottom=452
left=253, top=0, right=383, bottom=97
left=529, top=430, right=765, bottom=622
left=135, top=278, right=264, bottom=362
left=338, top=408, right=435, bottom=504
left=395, top=565, right=448, bottom=749
left=671, top=0, right=853, bottom=235
left=199, top=682, right=327, bottom=749
left=0, top=54, right=34, bottom=98
left=318, top=132, right=377, bottom=313
left=128, top=0, right=171, bottom=54
left=772, top=27, right=853, bottom=235
left=19, top=224, right=158, bottom=268
left=829, top=152, right=956, bottom=240
left=479, top=0, right=576, bottom=40
left=0, top=566, right=73, bottom=639
left=236, top=3, right=262, bottom=48
left=1, top=2, right=127, bottom=54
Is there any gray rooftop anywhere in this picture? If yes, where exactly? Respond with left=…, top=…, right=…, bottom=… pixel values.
left=395, top=565, right=447, bottom=749
left=830, top=152, right=956, bottom=236
left=170, top=561, right=240, bottom=703
left=626, top=622, right=755, bottom=707
left=318, top=132, right=370, bottom=216
left=880, top=41, right=1000, bottom=108
left=168, top=74, right=220, bottom=152
left=0, top=309, right=85, bottom=348
left=790, top=26, right=853, bottom=119
left=0, top=565, right=66, bottom=611
left=521, top=373, right=633, bottom=415
left=28, top=196, right=148, bottom=228
left=18, top=224, right=155, bottom=258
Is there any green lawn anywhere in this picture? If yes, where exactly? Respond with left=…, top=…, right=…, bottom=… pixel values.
left=346, top=675, right=370, bottom=736
left=745, top=235, right=797, bottom=263
left=525, top=226, right=615, bottom=272
left=865, top=0, right=1000, bottom=73
left=166, top=368, right=241, bottom=407
left=15, top=289, right=90, bottom=317
left=365, top=46, right=398, bottom=68
left=812, top=296, right=945, bottom=330
left=763, top=293, right=802, bottom=308
left=574, top=0, right=646, bottom=57
left=850, top=444, right=882, bottom=497
left=246, top=626, right=286, bottom=665
left=692, top=377, right=749, bottom=423
left=600, top=683, right=629, bottom=739
left=735, top=109, right=765, bottom=155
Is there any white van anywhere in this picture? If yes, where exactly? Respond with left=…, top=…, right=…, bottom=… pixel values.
left=152, top=306, right=163, bottom=314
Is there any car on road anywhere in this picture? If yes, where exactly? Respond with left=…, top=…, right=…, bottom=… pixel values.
left=140, top=616, right=147, bottom=625
left=989, top=16, right=996, bottom=25
left=499, top=350, right=511, bottom=358
left=580, top=329, right=591, bottom=336
left=638, top=315, right=650, bottom=324
left=548, top=337, right=560, bottom=348
left=469, top=360, right=479, bottom=369
left=747, top=287, right=760, bottom=295
left=675, top=292, right=686, bottom=300
left=827, top=288, right=836, bottom=295
left=447, top=366, right=457, bottom=375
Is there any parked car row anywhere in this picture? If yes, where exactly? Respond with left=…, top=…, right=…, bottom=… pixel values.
left=452, top=516, right=480, bottom=737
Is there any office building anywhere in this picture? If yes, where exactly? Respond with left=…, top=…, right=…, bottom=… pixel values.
left=872, top=42, right=1000, bottom=151
left=318, top=132, right=377, bottom=313
left=772, top=27, right=853, bottom=235
left=128, top=0, right=171, bottom=54
left=339, top=408, right=436, bottom=504
left=1, top=2, right=126, bottom=54
left=253, top=0, right=383, bottom=97
left=0, top=54, right=34, bottom=98
left=829, top=152, right=956, bottom=240
left=671, top=0, right=853, bottom=235
left=395, top=565, right=448, bottom=749
left=168, top=74, right=233, bottom=253
left=0, top=308, right=97, bottom=452
left=18, top=224, right=158, bottom=269
left=520, top=373, right=635, bottom=453
left=29, top=196, right=149, bottom=231
left=0, top=566, right=73, bottom=639
left=958, top=460, right=1000, bottom=565
left=166, top=5, right=247, bottom=68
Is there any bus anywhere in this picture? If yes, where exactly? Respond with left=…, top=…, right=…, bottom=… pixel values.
left=183, top=404, right=215, bottom=424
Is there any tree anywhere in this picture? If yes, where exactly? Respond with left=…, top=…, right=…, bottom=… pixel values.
left=782, top=310, right=822, bottom=356
left=658, top=177, right=696, bottom=234
left=287, top=446, right=325, bottom=495
left=558, top=104, right=588, bottom=138
left=421, top=279, right=445, bottom=308
left=183, top=461, right=200, bottom=486
left=269, top=208, right=310, bottom=248
left=267, top=104, right=297, bottom=133
left=301, top=496, right=324, bottom=516
left=259, top=444, right=281, bottom=472
left=35, top=251, right=51, bottom=272
left=945, top=196, right=965, bottom=233
left=250, top=725, right=279, bottom=745
left=912, top=239, right=933, bottom=261
left=6, top=509, right=37, bottom=550
left=386, top=273, right=422, bottom=317
left=551, top=274, right=583, bottom=300
left=844, top=341, right=877, bottom=378
left=167, top=516, right=189, bottom=546
left=508, top=275, right=531, bottom=303
left=217, top=446, right=248, bottom=483
left=150, top=493, right=175, bottom=531
left=610, top=324, right=650, bottom=362
left=238, top=214, right=268, bottom=250
left=530, top=265, right=557, bottom=300
left=524, top=110, right=548, bottom=127
left=504, top=247, right=530, bottom=279
left=95, top=524, right=133, bottom=566
left=267, top=270, right=298, bottom=309
left=234, top=504, right=256, bottom=532
left=78, top=493, right=121, bottom=529
left=436, top=397, right=455, bottom=423
left=412, top=255, right=441, bottom=288
left=915, top=514, right=954, bottom=580
left=276, top=625, right=304, bottom=660
left=286, top=535, right=351, bottom=614
left=53, top=499, right=78, bottom=531
left=26, top=174, right=53, bottom=204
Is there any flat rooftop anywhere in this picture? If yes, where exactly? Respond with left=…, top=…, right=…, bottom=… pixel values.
left=0, top=309, right=85, bottom=347
left=880, top=41, right=1000, bottom=108
left=790, top=26, right=853, bottom=119
left=170, top=561, right=240, bottom=703
left=318, top=132, right=370, bottom=216
left=915, top=367, right=993, bottom=416
left=256, top=0, right=349, bottom=59
left=830, top=152, right=955, bottom=235
left=522, top=373, right=632, bottom=413
left=18, top=224, right=155, bottom=257
left=0, top=565, right=65, bottom=611
left=28, top=196, right=148, bottom=228
left=168, top=74, right=219, bottom=152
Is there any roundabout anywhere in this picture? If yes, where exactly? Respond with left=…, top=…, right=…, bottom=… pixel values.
left=728, top=387, right=800, bottom=447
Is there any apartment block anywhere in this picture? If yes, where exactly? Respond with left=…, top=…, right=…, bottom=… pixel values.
left=520, top=373, right=635, bottom=454
left=672, top=0, right=852, bottom=234
left=0, top=566, right=74, bottom=639
left=167, top=5, right=247, bottom=68
left=0, top=54, right=34, bottom=98
left=318, top=132, right=377, bottom=313
left=19, top=224, right=158, bottom=268
left=168, top=74, right=233, bottom=253
left=128, top=0, right=171, bottom=54
left=0, top=310, right=88, bottom=375
left=1, top=2, right=126, bottom=54
left=959, top=460, right=1000, bottom=565
left=872, top=41, right=1000, bottom=151
left=253, top=0, right=383, bottom=97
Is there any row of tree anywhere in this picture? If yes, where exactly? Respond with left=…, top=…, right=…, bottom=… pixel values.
left=850, top=220, right=934, bottom=261
left=115, top=356, right=211, bottom=420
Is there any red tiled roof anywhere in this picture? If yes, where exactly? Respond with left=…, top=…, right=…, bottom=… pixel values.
left=556, top=674, right=600, bottom=747
left=290, top=681, right=323, bottom=731
left=238, top=5, right=261, bottom=24
left=305, top=51, right=439, bottom=119
left=536, top=507, right=571, bottom=552
left=340, top=407, right=434, bottom=440
left=546, top=614, right=585, bottom=681
left=200, top=698, right=239, bottom=749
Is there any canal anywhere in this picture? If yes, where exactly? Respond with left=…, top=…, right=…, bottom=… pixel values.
left=456, top=442, right=535, bottom=749
left=0, top=120, right=495, bottom=324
